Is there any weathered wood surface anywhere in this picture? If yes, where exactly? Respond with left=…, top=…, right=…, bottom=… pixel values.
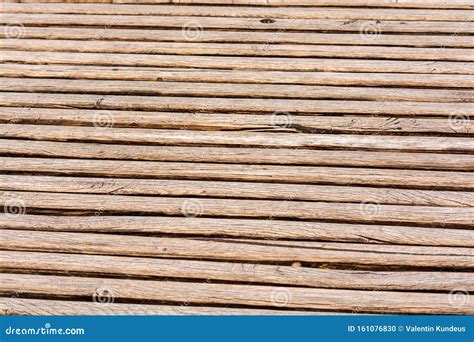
left=3, top=4, right=473, bottom=21
left=3, top=40, right=474, bottom=61
left=0, top=298, right=315, bottom=316
left=1, top=214, right=473, bottom=246
left=0, top=0, right=473, bottom=315
left=2, top=28, right=474, bottom=48
left=1, top=273, right=473, bottom=314
left=2, top=65, right=474, bottom=87
left=3, top=52, right=474, bottom=74
left=1, top=230, right=473, bottom=268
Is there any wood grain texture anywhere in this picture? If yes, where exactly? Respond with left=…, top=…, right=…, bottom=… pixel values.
left=3, top=39, right=473, bottom=61
left=1, top=273, right=472, bottom=314
left=1, top=230, right=473, bottom=268
left=2, top=78, right=474, bottom=102
left=2, top=139, right=473, bottom=171
left=1, top=125, right=473, bottom=152
left=1, top=214, right=473, bottom=246
left=2, top=14, right=473, bottom=33
left=2, top=65, right=473, bottom=87
left=3, top=52, right=473, bottom=74
left=1, top=107, right=472, bottom=134
left=3, top=93, right=473, bottom=115
left=2, top=175, right=473, bottom=207
left=1, top=158, right=473, bottom=190
left=3, top=0, right=474, bottom=9
left=2, top=4, right=473, bottom=21
left=2, top=27, right=474, bottom=47
left=1, top=190, right=473, bottom=226
left=2, top=251, right=473, bottom=290
left=1, top=0, right=473, bottom=315
left=0, top=298, right=315, bottom=315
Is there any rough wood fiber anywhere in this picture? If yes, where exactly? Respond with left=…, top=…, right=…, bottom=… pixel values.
left=0, top=0, right=472, bottom=316
left=1, top=273, right=473, bottom=314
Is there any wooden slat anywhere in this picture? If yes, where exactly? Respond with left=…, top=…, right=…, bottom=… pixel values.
left=3, top=39, right=473, bottom=61
left=2, top=139, right=473, bottom=171
left=3, top=251, right=473, bottom=290
left=2, top=14, right=473, bottom=33
left=1, top=125, right=473, bottom=153
left=1, top=214, right=473, bottom=246
left=3, top=93, right=473, bottom=115
left=2, top=27, right=472, bottom=47
left=1, top=158, right=473, bottom=190
left=2, top=230, right=473, bottom=268
left=3, top=51, right=473, bottom=74
left=0, top=298, right=314, bottom=315
left=1, top=107, right=472, bottom=134
left=3, top=1, right=474, bottom=9
left=2, top=78, right=474, bottom=102
left=3, top=4, right=473, bottom=21
left=1, top=273, right=472, bottom=314
left=2, top=65, right=473, bottom=87
left=2, top=175, right=472, bottom=207
left=1, top=191, right=473, bottom=226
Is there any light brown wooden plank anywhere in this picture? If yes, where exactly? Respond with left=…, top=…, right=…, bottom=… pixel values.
left=1, top=158, right=473, bottom=190
left=2, top=175, right=472, bottom=207
left=2, top=28, right=474, bottom=48
left=0, top=298, right=314, bottom=315
left=3, top=93, right=473, bottom=116
left=2, top=65, right=473, bottom=87
left=2, top=14, right=473, bottom=33
left=1, top=125, right=473, bottom=153
left=1, top=191, right=473, bottom=226
left=2, top=139, right=472, bottom=171
left=3, top=39, right=472, bottom=61
left=0, top=273, right=472, bottom=314
left=1, top=107, right=472, bottom=134
left=3, top=4, right=473, bottom=21
left=2, top=51, right=473, bottom=74
left=1, top=214, right=472, bottom=246
left=3, top=251, right=473, bottom=290
left=2, top=78, right=474, bottom=102
left=2, top=229, right=473, bottom=267
left=3, top=0, right=474, bottom=9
